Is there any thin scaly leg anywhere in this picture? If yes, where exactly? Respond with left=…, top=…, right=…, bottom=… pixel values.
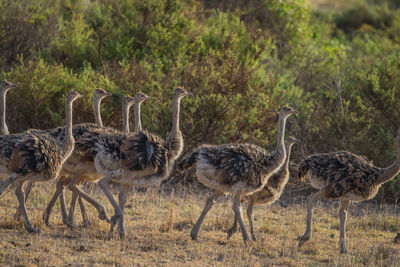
left=227, top=199, right=246, bottom=239
left=78, top=195, right=91, bottom=227
left=298, top=190, right=324, bottom=248
left=15, top=181, right=39, bottom=233
left=24, top=181, right=34, bottom=199
left=67, top=183, right=110, bottom=223
left=14, top=182, right=35, bottom=220
left=0, top=173, right=19, bottom=196
left=43, top=179, right=68, bottom=226
left=98, top=176, right=123, bottom=238
left=190, top=191, right=222, bottom=240
left=116, top=185, right=130, bottom=238
left=227, top=216, right=238, bottom=239
left=233, top=194, right=250, bottom=242
left=247, top=199, right=256, bottom=241
left=66, top=191, right=79, bottom=228
left=339, top=200, right=350, bottom=254
left=59, top=188, right=68, bottom=225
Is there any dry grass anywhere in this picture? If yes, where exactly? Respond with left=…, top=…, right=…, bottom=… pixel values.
left=0, top=182, right=399, bottom=266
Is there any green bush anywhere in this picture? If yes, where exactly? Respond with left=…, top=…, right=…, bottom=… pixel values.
left=1, top=0, right=400, bottom=202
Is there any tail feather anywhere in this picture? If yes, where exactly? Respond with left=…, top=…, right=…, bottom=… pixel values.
left=177, top=150, right=199, bottom=171
left=298, top=160, right=310, bottom=181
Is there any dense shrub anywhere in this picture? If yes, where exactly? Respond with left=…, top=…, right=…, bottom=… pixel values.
left=1, top=0, right=400, bottom=202
left=0, top=0, right=58, bottom=69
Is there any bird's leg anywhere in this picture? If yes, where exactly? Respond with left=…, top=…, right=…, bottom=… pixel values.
left=227, top=215, right=238, bottom=239
left=78, top=195, right=91, bottom=227
left=0, top=173, right=18, bottom=196
left=24, top=181, right=34, bottom=200
left=15, top=181, right=39, bottom=233
left=98, top=176, right=123, bottom=238
left=116, top=185, right=130, bottom=238
left=233, top=194, right=250, bottom=242
left=298, top=190, right=324, bottom=248
left=65, top=177, right=90, bottom=227
left=14, top=182, right=35, bottom=220
left=67, top=183, right=110, bottom=223
left=43, top=179, right=68, bottom=226
left=247, top=199, right=256, bottom=241
left=339, top=200, right=350, bottom=254
left=227, top=198, right=246, bottom=239
left=66, top=191, right=79, bottom=228
left=59, top=186, right=68, bottom=225
left=190, top=191, right=222, bottom=240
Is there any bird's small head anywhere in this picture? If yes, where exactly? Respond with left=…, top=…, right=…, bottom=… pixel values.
left=280, top=106, right=298, bottom=117
left=287, top=136, right=300, bottom=146
left=174, top=87, right=193, bottom=99
left=134, top=92, right=152, bottom=103
left=0, top=80, right=17, bottom=92
left=123, top=95, right=135, bottom=107
left=67, top=90, right=82, bottom=102
left=94, top=88, right=112, bottom=100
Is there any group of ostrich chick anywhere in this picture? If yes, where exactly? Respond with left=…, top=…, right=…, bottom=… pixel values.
left=0, top=80, right=399, bottom=254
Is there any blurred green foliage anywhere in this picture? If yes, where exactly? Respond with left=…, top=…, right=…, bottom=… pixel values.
left=1, top=0, right=400, bottom=202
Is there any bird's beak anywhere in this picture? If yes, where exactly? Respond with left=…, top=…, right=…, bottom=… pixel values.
left=293, top=109, right=299, bottom=114
left=105, top=92, right=112, bottom=96
left=146, top=96, right=153, bottom=101
left=11, top=84, right=17, bottom=88
left=185, top=92, right=193, bottom=97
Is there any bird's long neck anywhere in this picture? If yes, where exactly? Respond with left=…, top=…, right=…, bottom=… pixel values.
left=275, top=113, right=287, bottom=159
left=62, top=100, right=75, bottom=157
left=282, top=143, right=293, bottom=172
left=0, top=90, right=9, bottom=135
left=93, top=97, right=103, bottom=126
left=269, top=142, right=293, bottom=188
left=134, top=100, right=142, bottom=132
left=171, top=96, right=181, bottom=134
left=122, top=102, right=131, bottom=133
left=377, top=137, right=400, bottom=185
left=166, top=96, right=183, bottom=162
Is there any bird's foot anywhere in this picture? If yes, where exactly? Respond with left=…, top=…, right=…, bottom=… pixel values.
left=24, top=222, right=40, bottom=234
left=190, top=230, right=198, bottom=241
left=118, top=230, right=125, bottom=239
left=340, top=244, right=349, bottom=254
left=98, top=206, right=110, bottom=223
left=64, top=217, right=74, bottom=229
left=227, top=228, right=236, bottom=240
left=298, top=235, right=310, bottom=248
left=42, top=209, right=52, bottom=226
left=251, top=234, right=257, bottom=242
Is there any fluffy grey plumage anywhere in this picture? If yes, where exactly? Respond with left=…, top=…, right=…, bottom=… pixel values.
left=122, top=130, right=167, bottom=174
left=9, top=132, right=65, bottom=178
left=0, top=133, right=27, bottom=160
left=93, top=87, right=191, bottom=238
left=42, top=88, right=116, bottom=227
left=0, top=90, right=81, bottom=233
left=298, top=151, right=384, bottom=200
left=226, top=137, right=299, bottom=240
left=249, top=137, right=299, bottom=204
left=298, top=127, right=400, bottom=254
left=186, top=106, right=298, bottom=242
left=188, top=143, right=282, bottom=188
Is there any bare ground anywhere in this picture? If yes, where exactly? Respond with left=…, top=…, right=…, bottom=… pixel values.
left=0, top=181, right=399, bottom=266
